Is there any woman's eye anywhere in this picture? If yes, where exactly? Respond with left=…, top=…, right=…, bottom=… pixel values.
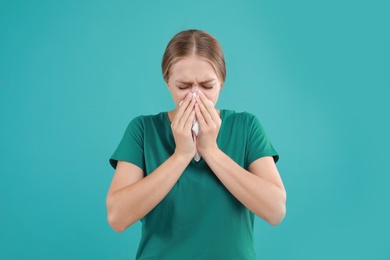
left=202, top=85, right=213, bottom=89
left=178, top=86, right=189, bottom=90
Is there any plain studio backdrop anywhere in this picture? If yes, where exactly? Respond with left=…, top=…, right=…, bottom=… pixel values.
left=1, top=0, right=389, bottom=259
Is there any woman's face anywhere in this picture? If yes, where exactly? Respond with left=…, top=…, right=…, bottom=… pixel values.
left=167, top=55, right=222, bottom=107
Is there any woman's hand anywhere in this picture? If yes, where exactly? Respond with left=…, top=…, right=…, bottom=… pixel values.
left=171, top=92, right=197, bottom=160
left=194, top=90, right=222, bottom=156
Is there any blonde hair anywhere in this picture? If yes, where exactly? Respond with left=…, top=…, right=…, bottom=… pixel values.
left=162, top=29, right=226, bottom=86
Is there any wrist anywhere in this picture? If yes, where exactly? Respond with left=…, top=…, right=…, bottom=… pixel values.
left=172, top=150, right=194, bottom=164
left=199, top=145, right=220, bottom=160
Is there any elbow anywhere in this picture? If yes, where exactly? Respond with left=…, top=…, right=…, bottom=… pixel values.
left=107, top=212, right=127, bottom=233
left=106, top=197, right=135, bottom=233
left=254, top=202, right=286, bottom=226
left=267, top=203, right=286, bottom=226
left=265, top=191, right=287, bottom=226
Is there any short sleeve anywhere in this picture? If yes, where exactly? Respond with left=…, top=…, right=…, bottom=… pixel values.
left=246, top=113, right=279, bottom=167
left=109, top=116, right=145, bottom=171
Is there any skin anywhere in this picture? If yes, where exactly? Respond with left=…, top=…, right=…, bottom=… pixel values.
left=106, top=55, right=286, bottom=232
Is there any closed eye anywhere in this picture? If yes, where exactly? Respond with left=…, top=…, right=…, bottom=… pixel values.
left=178, top=85, right=190, bottom=90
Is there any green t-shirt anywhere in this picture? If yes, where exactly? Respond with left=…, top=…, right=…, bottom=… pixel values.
left=110, top=109, right=279, bottom=260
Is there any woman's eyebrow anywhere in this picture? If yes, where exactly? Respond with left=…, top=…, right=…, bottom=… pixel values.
left=175, top=79, right=216, bottom=84
left=175, top=80, right=193, bottom=84
left=199, top=79, right=216, bottom=84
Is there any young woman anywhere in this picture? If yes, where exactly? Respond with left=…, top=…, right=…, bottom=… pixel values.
left=106, top=29, right=286, bottom=259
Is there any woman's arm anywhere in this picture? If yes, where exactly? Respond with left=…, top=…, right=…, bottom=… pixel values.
left=202, top=152, right=286, bottom=225
left=106, top=154, right=192, bottom=232
left=195, top=90, right=286, bottom=225
left=106, top=93, right=197, bottom=232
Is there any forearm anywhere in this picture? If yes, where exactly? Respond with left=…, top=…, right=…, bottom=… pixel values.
left=202, top=148, right=286, bottom=225
left=107, top=153, right=191, bottom=232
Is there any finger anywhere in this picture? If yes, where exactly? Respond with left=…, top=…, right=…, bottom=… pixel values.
left=194, top=102, right=207, bottom=127
left=196, top=91, right=219, bottom=122
left=197, top=91, right=214, bottom=110
left=178, top=92, right=194, bottom=109
left=184, top=110, right=196, bottom=131
left=196, top=94, right=213, bottom=125
left=179, top=97, right=196, bottom=129
left=171, top=93, right=193, bottom=126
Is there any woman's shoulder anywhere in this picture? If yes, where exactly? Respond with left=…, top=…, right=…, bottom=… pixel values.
left=221, top=109, right=257, bottom=121
left=131, top=112, right=166, bottom=120
left=126, top=112, right=168, bottom=128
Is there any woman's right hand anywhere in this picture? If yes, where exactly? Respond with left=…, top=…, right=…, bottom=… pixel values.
left=170, top=92, right=197, bottom=161
left=107, top=94, right=197, bottom=231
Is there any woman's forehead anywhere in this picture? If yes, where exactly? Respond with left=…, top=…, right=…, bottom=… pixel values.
left=170, top=57, right=218, bottom=80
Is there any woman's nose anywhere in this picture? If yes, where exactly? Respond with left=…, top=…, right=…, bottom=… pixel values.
left=191, top=84, right=199, bottom=92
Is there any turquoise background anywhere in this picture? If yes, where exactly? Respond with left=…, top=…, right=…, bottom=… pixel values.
left=1, top=0, right=389, bottom=259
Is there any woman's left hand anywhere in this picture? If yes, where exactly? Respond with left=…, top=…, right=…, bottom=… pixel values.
left=194, top=90, right=222, bottom=156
